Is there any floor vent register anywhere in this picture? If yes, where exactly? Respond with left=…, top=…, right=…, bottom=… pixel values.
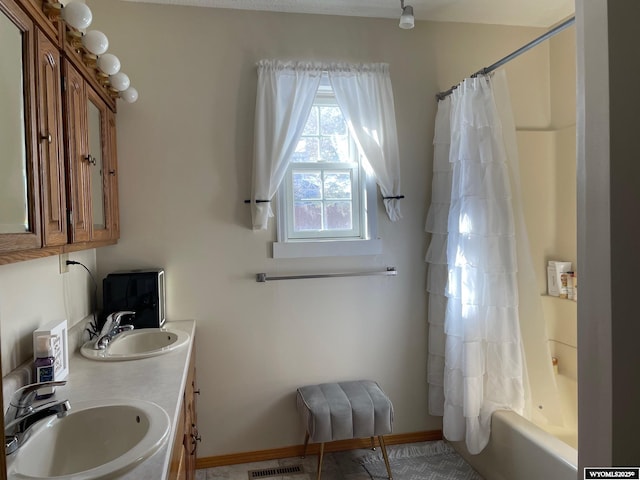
left=248, top=464, right=304, bottom=479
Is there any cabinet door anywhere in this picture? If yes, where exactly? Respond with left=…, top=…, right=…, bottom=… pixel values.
left=63, top=62, right=90, bottom=243
left=87, top=87, right=115, bottom=242
left=0, top=0, right=41, bottom=253
left=185, top=348, right=198, bottom=479
left=36, top=29, right=66, bottom=246
left=64, top=64, right=118, bottom=245
left=105, top=109, right=120, bottom=239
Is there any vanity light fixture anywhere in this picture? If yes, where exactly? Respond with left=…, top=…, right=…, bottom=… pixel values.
left=97, top=53, right=121, bottom=76
left=81, top=30, right=109, bottom=56
left=41, top=1, right=139, bottom=103
left=109, top=72, right=130, bottom=92
left=60, top=1, right=92, bottom=30
left=120, top=87, right=139, bottom=104
left=399, top=0, right=415, bottom=30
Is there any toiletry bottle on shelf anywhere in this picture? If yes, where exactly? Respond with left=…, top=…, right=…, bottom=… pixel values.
left=34, top=335, right=56, bottom=399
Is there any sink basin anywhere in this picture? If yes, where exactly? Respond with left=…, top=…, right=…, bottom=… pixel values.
left=80, top=328, right=189, bottom=361
left=6, top=398, right=170, bottom=479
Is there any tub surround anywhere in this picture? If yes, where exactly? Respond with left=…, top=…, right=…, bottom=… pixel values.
left=4, top=320, right=195, bottom=480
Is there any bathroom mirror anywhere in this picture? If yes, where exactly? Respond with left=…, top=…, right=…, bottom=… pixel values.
left=87, top=98, right=106, bottom=230
left=0, top=10, right=30, bottom=235
left=0, top=0, right=41, bottom=254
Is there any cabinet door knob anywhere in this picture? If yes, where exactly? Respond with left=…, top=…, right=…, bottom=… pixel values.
left=84, top=155, right=97, bottom=166
left=108, top=170, right=116, bottom=176
left=41, top=133, right=52, bottom=144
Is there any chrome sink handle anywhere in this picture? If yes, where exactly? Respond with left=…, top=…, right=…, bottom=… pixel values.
left=93, top=310, right=135, bottom=350
left=7, top=381, right=67, bottom=415
left=5, top=381, right=70, bottom=455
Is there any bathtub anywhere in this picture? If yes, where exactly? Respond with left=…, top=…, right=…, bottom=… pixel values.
left=451, top=374, right=578, bottom=480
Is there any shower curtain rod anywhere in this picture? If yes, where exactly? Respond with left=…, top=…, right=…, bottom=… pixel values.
left=436, top=16, right=576, bottom=101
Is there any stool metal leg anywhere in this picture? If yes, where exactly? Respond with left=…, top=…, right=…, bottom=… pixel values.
left=302, top=431, right=310, bottom=458
left=316, top=442, right=325, bottom=480
left=378, top=435, right=393, bottom=480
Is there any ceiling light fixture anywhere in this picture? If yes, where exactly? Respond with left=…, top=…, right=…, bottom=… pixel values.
left=399, top=0, right=415, bottom=30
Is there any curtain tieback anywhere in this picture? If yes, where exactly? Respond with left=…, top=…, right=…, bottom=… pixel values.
left=382, top=195, right=405, bottom=200
left=244, top=199, right=271, bottom=204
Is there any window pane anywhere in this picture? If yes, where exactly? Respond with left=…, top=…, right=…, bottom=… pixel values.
left=325, top=201, right=352, bottom=230
left=294, top=202, right=322, bottom=231
left=292, top=137, right=319, bottom=163
left=293, top=171, right=321, bottom=200
left=302, top=106, right=319, bottom=135
left=320, top=106, right=346, bottom=136
left=323, top=171, right=352, bottom=199
left=320, top=136, right=349, bottom=163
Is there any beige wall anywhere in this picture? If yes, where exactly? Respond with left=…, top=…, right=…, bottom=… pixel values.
left=0, top=250, right=96, bottom=376
left=86, top=0, right=554, bottom=457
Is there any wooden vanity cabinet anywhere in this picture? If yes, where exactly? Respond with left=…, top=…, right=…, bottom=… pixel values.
left=168, top=346, right=198, bottom=480
left=63, top=61, right=119, bottom=245
left=185, top=346, right=199, bottom=477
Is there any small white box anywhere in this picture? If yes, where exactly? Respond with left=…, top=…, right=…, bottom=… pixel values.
left=547, top=262, right=559, bottom=296
left=33, top=319, right=68, bottom=381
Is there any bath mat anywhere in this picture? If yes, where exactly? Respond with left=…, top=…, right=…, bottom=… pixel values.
left=359, top=441, right=484, bottom=480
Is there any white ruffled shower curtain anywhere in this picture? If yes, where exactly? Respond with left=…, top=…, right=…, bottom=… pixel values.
left=425, top=70, right=549, bottom=454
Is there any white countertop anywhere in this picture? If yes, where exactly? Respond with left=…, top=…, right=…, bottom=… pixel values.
left=50, top=320, right=195, bottom=480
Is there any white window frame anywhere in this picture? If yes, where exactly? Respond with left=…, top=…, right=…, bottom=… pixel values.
left=273, top=84, right=381, bottom=259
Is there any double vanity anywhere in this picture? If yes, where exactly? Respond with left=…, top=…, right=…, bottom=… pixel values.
left=5, top=320, right=198, bottom=480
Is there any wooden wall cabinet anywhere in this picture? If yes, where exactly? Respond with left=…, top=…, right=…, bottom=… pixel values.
left=63, top=62, right=119, bottom=245
left=168, top=347, right=199, bottom=480
left=0, top=0, right=121, bottom=265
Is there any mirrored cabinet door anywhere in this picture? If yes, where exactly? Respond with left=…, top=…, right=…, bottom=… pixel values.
left=64, top=61, right=91, bottom=243
left=64, top=61, right=117, bottom=244
left=36, top=28, right=66, bottom=247
left=86, top=87, right=114, bottom=242
left=0, top=0, right=41, bottom=252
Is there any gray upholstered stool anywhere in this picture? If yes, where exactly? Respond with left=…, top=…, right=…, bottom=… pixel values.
left=296, top=380, right=394, bottom=480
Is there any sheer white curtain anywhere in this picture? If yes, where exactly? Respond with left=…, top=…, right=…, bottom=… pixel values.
left=328, top=63, right=403, bottom=221
left=251, top=60, right=403, bottom=230
left=251, top=60, right=323, bottom=230
left=425, top=71, right=526, bottom=454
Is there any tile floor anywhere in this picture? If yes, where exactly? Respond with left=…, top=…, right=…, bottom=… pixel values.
left=196, top=441, right=424, bottom=480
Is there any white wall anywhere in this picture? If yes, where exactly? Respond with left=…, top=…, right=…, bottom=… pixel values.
left=87, top=0, right=553, bottom=457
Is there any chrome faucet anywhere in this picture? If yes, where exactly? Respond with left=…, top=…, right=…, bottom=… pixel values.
left=4, top=381, right=70, bottom=455
left=92, top=310, right=135, bottom=350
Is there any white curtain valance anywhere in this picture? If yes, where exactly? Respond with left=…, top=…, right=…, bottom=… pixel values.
left=250, top=59, right=403, bottom=230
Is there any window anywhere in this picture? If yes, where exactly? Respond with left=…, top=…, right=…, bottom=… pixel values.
left=251, top=60, right=402, bottom=255
left=274, top=81, right=381, bottom=258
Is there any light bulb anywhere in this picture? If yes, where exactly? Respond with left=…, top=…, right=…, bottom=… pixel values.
left=399, top=5, right=414, bottom=30
left=61, top=2, right=92, bottom=30
left=110, top=72, right=130, bottom=92
left=82, top=30, right=108, bottom=55
left=120, top=87, right=138, bottom=103
left=97, top=53, right=120, bottom=75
